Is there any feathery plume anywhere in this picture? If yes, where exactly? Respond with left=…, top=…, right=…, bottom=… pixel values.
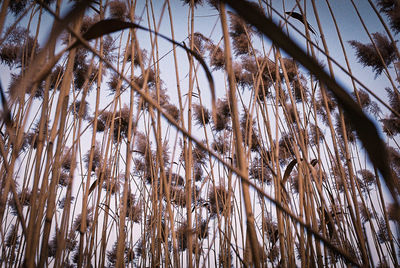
left=84, top=141, right=102, bottom=172
left=9, top=0, right=29, bottom=15
left=194, top=163, right=203, bottom=182
left=126, top=192, right=142, bottom=223
left=58, top=171, right=71, bottom=187
left=133, top=69, right=156, bottom=89
left=107, top=73, right=123, bottom=93
left=309, top=123, right=324, bottom=145
left=233, top=62, right=253, bottom=88
left=108, top=0, right=127, bottom=20
left=0, top=27, right=38, bottom=68
left=377, top=0, right=400, bottom=33
left=102, top=173, right=121, bottom=195
left=70, top=100, right=89, bottom=120
left=181, top=0, right=203, bottom=7
left=357, top=169, right=376, bottom=188
left=212, top=98, right=231, bottom=131
left=211, top=132, right=231, bottom=155
left=135, top=131, right=151, bottom=156
left=9, top=188, right=32, bottom=215
left=193, top=103, right=211, bottom=126
left=377, top=217, right=390, bottom=243
left=290, top=75, right=308, bottom=102
left=284, top=103, right=298, bottom=124
left=192, top=141, right=208, bottom=166
left=5, top=225, right=19, bottom=248
left=102, top=35, right=116, bottom=62
left=349, top=32, right=397, bottom=76
left=381, top=117, right=400, bottom=136
left=167, top=172, right=185, bottom=186
left=196, top=219, right=209, bottom=239
left=281, top=58, right=298, bottom=82
left=73, top=207, right=93, bottom=232
left=126, top=45, right=147, bottom=66
left=387, top=203, right=400, bottom=221
left=191, top=32, right=210, bottom=54
left=278, top=133, right=295, bottom=165
left=107, top=241, right=118, bottom=266
left=113, top=104, right=135, bottom=142
left=207, top=184, right=230, bottom=217
left=176, top=221, right=190, bottom=251
left=228, top=11, right=253, bottom=55
left=58, top=196, right=75, bottom=209
left=249, top=156, right=272, bottom=184
left=207, top=43, right=225, bottom=70
left=49, top=65, right=64, bottom=90
left=163, top=103, right=180, bottom=123
left=387, top=146, right=400, bottom=174
left=95, top=110, right=113, bottom=132
left=359, top=202, right=371, bottom=223
left=170, top=186, right=187, bottom=207
left=335, top=113, right=356, bottom=143
left=263, top=213, right=279, bottom=247
left=9, top=73, right=44, bottom=99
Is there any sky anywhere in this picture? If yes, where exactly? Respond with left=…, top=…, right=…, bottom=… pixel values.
left=132, top=0, right=396, bottom=116
left=1, top=0, right=398, bottom=204
left=0, top=0, right=394, bottom=108
left=0, top=0, right=399, bottom=265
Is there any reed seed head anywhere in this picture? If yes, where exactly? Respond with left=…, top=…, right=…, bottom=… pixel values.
left=377, top=217, right=390, bottom=243
left=335, top=113, right=356, bottom=143
left=126, top=192, right=142, bottom=223
left=281, top=58, right=298, bottom=82
left=84, top=141, right=102, bottom=172
left=192, top=32, right=210, bottom=54
left=109, top=0, right=127, bottom=20
left=359, top=202, right=371, bottom=223
left=387, top=203, right=400, bottom=221
left=349, top=32, right=397, bottom=76
left=381, top=117, right=400, bottom=136
left=176, top=221, right=190, bottom=251
left=196, top=219, right=209, bottom=239
left=181, top=0, right=204, bottom=7
left=233, top=62, right=253, bottom=88
left=193, top=103, right=211, bottom=126
left=163, top=103, right=180, bottom=123
left=207, top=184, right=229, bottom=217
left=170, top=186, right=186, bottom=207
left=211, top=132, right=231, bottom=155
left=357, top=169, right=375, bottom=187
left=126, top=45, right=147, bottom=66
left=72, top=207, right=94, bottom=233
left=58, top=195, right=75, bottom=209
left=377, top=0, right=400, bottom=33
left=249, top=156, right=272, bottom=184
left=106, top=241, right=118, bottom=266
left=207, top=44, right=225, bottom=70
left=309, top=123, right=324, bottom=145
left=278, top=133, right=295, bottom=165
left=102, top=173, right=121, bottom=195
left=5, top=224, right=19, bottom=248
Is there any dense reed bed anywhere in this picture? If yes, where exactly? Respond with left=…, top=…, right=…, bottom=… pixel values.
left=0, top=0, right=399, bottom=267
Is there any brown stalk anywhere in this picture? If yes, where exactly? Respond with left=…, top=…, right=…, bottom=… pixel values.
left=224, top=0, right=399, bottom=218
left=166, top=1, right=186, bottom=264
left=262, top=0, right=400, bottom=119
left=36, top=18, right=83, bottom=267
left=309, top=1, right=369, bottom=264
left=7, top=1, right=390, bottom=264
left=219, top=2, right=261, bottom=267
left=0, top=0, right=10, bottom=35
